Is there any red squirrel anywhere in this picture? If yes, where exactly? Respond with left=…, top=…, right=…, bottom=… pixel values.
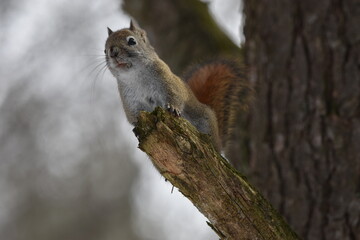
left=105, top=21, right=253, bottom=151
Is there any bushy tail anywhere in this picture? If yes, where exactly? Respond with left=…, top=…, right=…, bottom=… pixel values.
left=184, top=59, right=253, bottom=148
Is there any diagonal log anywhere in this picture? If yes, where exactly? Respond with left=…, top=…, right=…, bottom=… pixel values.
left=133, top=107, right=300, bottom=240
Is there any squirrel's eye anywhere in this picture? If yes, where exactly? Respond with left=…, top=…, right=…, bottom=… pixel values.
left=126, top=36, right=137, bottom=46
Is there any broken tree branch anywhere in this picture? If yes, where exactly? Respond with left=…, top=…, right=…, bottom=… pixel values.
left=133, top=107, right=300, bottom=240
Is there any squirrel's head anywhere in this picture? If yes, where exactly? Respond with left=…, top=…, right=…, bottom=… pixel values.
left=105, top=20, right=155, bottom=76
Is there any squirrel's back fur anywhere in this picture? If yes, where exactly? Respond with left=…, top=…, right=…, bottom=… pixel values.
left=184, top=59, right=253, bottom=148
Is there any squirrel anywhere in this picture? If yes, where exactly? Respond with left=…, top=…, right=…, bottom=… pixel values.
left=105, top=20, right=253, bottom=151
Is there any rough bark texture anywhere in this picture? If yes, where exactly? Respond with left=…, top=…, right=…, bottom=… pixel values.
left=133, top=107, right=300, bottom=240
left=243, top=0, right=360, bottom=239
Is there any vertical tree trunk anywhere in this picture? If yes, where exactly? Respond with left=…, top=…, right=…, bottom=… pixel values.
left=243, top=0, right=360, bottom=239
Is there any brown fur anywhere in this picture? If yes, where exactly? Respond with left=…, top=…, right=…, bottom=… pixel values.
left=184, top=59, right=253, bottom=148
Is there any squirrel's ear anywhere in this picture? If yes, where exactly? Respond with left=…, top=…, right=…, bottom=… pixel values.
left=129, top=20, right=136, bottom=30
left=130, top=19, right=148, bottom=42
left=129, top=19, right=141, bottom=31
left=107, top=27, right=113, bottom=36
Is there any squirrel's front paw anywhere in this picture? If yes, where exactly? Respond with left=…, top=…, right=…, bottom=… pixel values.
left=166, top=103, right=181, bottom=117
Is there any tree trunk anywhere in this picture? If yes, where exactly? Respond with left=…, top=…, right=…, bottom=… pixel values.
left=134, top=107, right=300, bottom=240
left=243, top=0, right=360, bottom=239
left=123, top=0, right=241, bottom=74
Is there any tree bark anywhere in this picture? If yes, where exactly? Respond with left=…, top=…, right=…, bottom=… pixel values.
left=243, top=0, right=360, bottom=239
left=133, top=107, right=300, bottom=240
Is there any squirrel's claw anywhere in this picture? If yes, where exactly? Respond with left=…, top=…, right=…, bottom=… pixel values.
left=166, top=103, right=181, bottom=117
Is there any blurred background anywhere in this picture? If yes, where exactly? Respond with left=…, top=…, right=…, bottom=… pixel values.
left=0, top=0, right=241, bottom=239
left=2, top=0, right=359, bottom=239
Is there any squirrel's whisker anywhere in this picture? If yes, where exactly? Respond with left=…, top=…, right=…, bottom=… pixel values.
left=89, top=63, right=108, bottom=103
left=85, top=60, right=107, bottom=76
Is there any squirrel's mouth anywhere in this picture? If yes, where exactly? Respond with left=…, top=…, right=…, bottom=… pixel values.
left=115, top=60, right=132, bottom=69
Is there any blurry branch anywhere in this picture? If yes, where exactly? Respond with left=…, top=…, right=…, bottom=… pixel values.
left=122, top=0, right=241, bottom=74
left=133, top=108, right=300, bottom=240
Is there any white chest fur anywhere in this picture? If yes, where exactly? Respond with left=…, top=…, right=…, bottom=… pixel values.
left=114, top=67, right=167, bottom=123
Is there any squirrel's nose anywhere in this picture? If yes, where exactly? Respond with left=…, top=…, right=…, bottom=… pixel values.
left=110, top=46, right=120, bottom=58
